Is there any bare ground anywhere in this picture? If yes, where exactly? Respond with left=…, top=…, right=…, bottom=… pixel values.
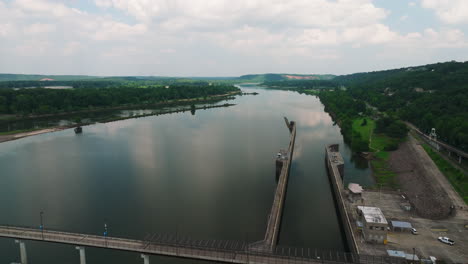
left=387, top=134, right=456, bottom=219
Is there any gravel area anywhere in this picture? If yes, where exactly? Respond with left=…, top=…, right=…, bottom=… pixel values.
left=387, top=135, right=455, bottom=219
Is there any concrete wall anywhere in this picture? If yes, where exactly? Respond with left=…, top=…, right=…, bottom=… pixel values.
left=325, top=144, right=359, bottom=254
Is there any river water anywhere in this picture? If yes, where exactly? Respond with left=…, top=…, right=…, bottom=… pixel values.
left=0, top=85, right=372, bottom=263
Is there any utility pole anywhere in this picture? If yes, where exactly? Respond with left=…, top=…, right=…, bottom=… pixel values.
left=39, top=211, right=44, bottom=240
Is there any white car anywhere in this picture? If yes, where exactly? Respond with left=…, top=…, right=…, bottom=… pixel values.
left=438, top=236, right=454, bottom=245
left=411, top=228, right=418, bottom=235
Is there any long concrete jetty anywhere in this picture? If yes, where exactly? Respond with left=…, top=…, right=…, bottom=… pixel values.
left=325, top=144, right=359, bottom=254
left=250, top=118, right=296, bottom=253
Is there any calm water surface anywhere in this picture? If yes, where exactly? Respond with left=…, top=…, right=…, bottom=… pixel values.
left=0, top=85, right=371, bottom=263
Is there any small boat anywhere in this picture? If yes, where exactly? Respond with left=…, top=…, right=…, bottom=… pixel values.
left=74, top=126, right=83, bottom=134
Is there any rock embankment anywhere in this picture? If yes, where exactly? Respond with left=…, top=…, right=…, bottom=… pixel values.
left=388, top=135, right=453, bottom=219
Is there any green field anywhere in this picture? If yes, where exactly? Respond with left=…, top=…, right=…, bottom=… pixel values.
left=351, top=117, right=402, bottom=188
left=370, top=157, right=398, bottom=189
left=370, top=134, right=400, bottom=151
left=422, top=144, right=468, bottom=204
left=352, top=118, right=375, bottom=142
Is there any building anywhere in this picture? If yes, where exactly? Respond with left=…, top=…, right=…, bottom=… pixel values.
left=347, top=183, right=363, bottom=203
left=357, top=206, right=388, bottom=244
left=390, top=220, right=413, bottom=232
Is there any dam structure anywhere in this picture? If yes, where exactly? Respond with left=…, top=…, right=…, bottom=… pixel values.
left=249, top=117, right=296, bottom=253
left=325, top=144, right=359, bottom=254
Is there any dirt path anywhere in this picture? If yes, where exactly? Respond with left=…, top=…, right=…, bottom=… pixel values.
left=388, top=134, right=463, bottom=219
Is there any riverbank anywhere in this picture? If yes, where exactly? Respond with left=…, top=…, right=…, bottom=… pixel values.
left=0, top=102, right=236, bottom=144
left=0, top=91, right=240, bottom=123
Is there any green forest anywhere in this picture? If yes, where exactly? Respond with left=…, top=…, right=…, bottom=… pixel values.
left=263, top=60, right=468, bottom=152
left=0, top=83, right=239, bottom=115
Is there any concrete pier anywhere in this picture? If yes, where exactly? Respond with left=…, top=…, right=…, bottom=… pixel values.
left=250, top=119, right=296, bottom=252
left=76, top=246, right=86, bottom=264
left=141, top=254, right=150, bottom=264
left=15, top=240, right=28, bottom=264
left=325, top=144, right=359, bottom=253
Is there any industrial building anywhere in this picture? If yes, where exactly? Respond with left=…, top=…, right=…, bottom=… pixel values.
left=356, top=206, right=388, bottom=244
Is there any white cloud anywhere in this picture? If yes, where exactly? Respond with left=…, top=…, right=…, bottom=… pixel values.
left=91, top=21, right=147, bottom=41
left=62, top=41, right=83, bottom=56
left=0, top=0, right=467, bottom=76
left=0, top=23, right=14, bottom=37
left=409, top=2, right=416, bottom=7
left=95, top=0, right=388, bottom=29
left=390, top=28, right=468, bottom=49
left=342, top=24, right=398, bottom=44
left=23, top=23, right=56, bottom=34
left=14, top=0, right=84, bottom=17
left=296, top=29, right=339, bottom=46
left=421, top=0, right=468, bottom=24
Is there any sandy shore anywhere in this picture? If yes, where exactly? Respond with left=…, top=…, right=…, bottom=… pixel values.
left=0, top=127, right=66, bottom=143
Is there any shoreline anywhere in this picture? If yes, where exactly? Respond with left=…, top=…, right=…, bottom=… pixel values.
left=0, top=100, right=237, bottom=144
left=0, top=91, right=240, bottom=123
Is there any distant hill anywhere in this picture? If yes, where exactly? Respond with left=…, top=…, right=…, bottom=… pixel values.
left=238, top=73, right=335, bottom=82
left=334, top=61, right=468, bottom=91
left=0, top=74, right=100, bottom=81
left=0, top=73, right=335, bottom=83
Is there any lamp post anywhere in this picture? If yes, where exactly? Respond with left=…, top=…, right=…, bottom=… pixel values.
left=412, top=248, right=415, bottom=263
left=39, top=211, right=44, bottom=240
left=104, top=223, right=108, bottom=247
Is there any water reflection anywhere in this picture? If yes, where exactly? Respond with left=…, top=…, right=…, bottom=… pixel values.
left=0, top=85, right=372, bottom=263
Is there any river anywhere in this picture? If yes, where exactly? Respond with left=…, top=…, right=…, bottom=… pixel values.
left=0, top=85, right=372, bottom=263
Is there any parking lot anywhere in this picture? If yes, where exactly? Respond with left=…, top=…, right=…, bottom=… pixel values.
left=349, top=191, right=468, bottom=263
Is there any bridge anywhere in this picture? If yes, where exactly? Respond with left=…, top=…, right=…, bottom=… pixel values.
left=0, top=225, right=404, bottom=264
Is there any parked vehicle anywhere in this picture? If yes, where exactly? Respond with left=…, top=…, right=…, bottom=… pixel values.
left=411, top=228, right=418, bottom=235
left=438, top=237, right=454, bottom=245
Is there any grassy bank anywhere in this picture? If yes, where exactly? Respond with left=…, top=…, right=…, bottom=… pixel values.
left=370, top=151, right=398, bottom=189
left=0, top=128, right=37, bottom=136
left=422, top=144, right=468, bottom=203
left=352, top=118, right=375, bottom=142
left=351, top=117, right=401, bottom=188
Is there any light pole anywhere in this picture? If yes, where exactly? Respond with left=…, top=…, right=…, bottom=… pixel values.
left=412, top=248, right=415, bottom=263
left=104, top=223, right=108, bottom=247
left=40, top=211, right=44, bottom=240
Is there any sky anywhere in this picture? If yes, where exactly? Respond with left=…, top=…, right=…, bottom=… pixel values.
left=0, top=0, right=468, bottom=77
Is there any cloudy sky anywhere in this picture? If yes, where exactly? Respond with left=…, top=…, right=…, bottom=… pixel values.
left=1, top=0, right=468, bottom=76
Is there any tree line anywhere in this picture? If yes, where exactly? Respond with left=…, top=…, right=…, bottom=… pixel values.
left=0, top=84, right=239, bottom=115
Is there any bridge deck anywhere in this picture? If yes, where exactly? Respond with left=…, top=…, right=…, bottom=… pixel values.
left=0, top=225, right=404, bottom=264
left=0, top=225, right=319, bottom=264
